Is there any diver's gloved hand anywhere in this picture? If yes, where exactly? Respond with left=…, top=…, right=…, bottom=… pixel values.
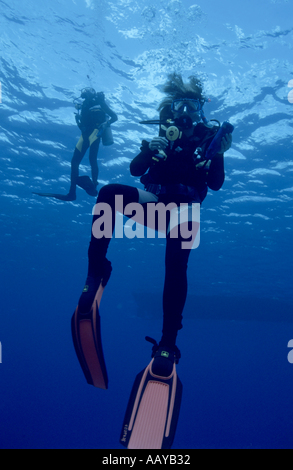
left=149, top=137, right=168, bottom=152
left=220, top=133, right=232, bottom=154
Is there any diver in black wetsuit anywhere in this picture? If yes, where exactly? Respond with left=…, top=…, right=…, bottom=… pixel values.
left=33, top=88, right=118, bottom=201
left=70, top=88, right=118, bottom=199
left=78, top=73, right=232, bottom=354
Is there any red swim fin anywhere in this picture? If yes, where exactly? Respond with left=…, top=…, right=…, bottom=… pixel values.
left=120, top=351, right=182, bottom=449
left=71, top=283, right=108, bottom=389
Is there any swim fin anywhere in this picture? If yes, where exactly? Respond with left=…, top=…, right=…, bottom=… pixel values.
left=32, top=191, right=76, bottom=201
left=120, top=338, right=182, bottom=449
left=32, top=176, right=97, bottom=200
left=76, top=176, right=98, bottom=197
left=71, top=282, right=108, bottom=389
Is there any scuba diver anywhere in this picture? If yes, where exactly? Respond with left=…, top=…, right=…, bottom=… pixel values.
left=71, top=73, right=233, bottom=448
left=33, top=88, right=118, bottom=201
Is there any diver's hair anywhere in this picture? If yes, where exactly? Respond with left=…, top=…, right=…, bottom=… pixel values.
left=158, top=73, right=204, bottom=111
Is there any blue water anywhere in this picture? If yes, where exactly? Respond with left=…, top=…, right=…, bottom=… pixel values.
left=0, top=0, right=293, bottom=449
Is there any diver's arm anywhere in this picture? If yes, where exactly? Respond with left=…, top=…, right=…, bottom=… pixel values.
left=101, top=102, right=118, bottom=125
left=130, top=140, right=155, bottom=176
left=206, top=132, right=231, bottom=190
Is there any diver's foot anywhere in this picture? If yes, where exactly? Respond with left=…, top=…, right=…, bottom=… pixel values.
left=151, top=346, right=180, bottom=377
left=78, top=259, right=112, bottom=313
left=76, top=176, right=98, bottom=197
left=78, top=258, right=112, bottom=313
left=145, top=337, right=181, bottom=377
left=78, top=276, right=102, bottom=314
left=59, top=192, right=76, bottom=201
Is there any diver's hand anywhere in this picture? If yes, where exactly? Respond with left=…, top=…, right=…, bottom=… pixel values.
left=149, top=137, right=168, bottom=152
left=98, top=121, right=108, bottom=132
left=220, top=133, right=232, bottom=153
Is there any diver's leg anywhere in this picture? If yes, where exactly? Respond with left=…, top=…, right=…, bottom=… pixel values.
left=89, top=138, right=100, bottom=187
left=160, top=229, right=192, bottom=349
left=78, top=184, right=139, bottom=312
left=68, top=136, right=89, bottom=198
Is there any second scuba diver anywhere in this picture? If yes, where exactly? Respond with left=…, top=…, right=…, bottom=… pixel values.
left=33, top=87, right=118, bottom=201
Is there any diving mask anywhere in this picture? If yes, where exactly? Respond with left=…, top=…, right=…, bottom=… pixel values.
left=81, top=87, right=96, bottom=99
left=171, top=98, right=202, bottom=115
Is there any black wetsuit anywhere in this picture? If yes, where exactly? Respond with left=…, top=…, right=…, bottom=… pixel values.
left=81, top=122, right=225, bottom=348
left=33, top=92, right=118, bottom=201
left=77, top=92, right=117, bottom=137
left=70, top=93, right=118, bottom=196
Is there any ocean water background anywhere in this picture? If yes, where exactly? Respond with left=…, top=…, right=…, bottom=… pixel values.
left=0, top=0, right=293, bottom=449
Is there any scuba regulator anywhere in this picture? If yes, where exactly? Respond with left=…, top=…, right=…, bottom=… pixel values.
left=162, top=114, right=194, bottom=141
left=140, top=114, right=194, bottom=141
left=140, top=114, right=197, bottom=162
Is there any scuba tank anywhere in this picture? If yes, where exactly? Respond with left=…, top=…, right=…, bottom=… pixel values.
left=102, top=125, right=114, bottom=146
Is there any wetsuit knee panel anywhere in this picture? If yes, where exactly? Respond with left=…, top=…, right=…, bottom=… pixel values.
left=76, top=136, right=84, bottom=152
left=89, top=129, right=100, bottom=146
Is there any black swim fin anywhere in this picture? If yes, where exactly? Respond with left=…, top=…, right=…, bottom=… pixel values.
left=76, top=176, right=98, bottom=197
left=120, top=339, right=182, bottom=449
left=32, top=175, right=97, bottom=200
left=32, top=191, right=76, bottom=201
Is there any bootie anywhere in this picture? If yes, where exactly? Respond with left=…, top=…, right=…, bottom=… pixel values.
left=145, top=336, right=181, bottom=377
left=78, top=258, right=112, bottom=313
